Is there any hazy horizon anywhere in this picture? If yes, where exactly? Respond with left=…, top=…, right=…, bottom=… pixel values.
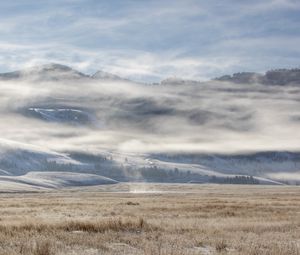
left=1, top=62, right=300, bottom=83
left=0, top=0, right=300, bottom=82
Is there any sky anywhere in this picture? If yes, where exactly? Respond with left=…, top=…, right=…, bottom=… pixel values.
left=0, top=0, right=299, bottom=82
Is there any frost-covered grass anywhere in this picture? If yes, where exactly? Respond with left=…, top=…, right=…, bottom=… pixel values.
left=0, top=184, right=299, bottom=254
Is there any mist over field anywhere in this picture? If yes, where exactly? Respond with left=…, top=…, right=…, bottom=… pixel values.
left=0, top=64, right=299, bottom=187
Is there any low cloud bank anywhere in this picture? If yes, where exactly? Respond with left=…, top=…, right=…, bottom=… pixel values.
left=0, top=68, right=299, bottom=156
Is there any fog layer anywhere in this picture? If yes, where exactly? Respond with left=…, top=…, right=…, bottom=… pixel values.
left=0, top=67, right=299, bottom=155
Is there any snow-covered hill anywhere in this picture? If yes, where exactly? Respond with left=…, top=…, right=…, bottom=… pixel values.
left=0, top=171, right=117, bottom=192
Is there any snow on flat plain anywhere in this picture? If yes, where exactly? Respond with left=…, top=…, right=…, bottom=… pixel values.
left=0, top=172, right=117, bottom=192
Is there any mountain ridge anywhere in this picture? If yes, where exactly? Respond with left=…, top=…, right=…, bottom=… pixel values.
left=215, top=68, right=300, bottom=86
left=0, top=63, right=131, bottom=82
left=1, top=63, right=300, bottom=86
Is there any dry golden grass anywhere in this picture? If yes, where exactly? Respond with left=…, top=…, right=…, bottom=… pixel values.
left=0, top=184, right=299, bottom=254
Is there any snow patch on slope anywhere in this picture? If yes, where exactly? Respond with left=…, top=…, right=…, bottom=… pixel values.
left=0, top=139, right=83, bottom=175
left=0, top=172, right=117, bottom=192
left=28, top=107, right=98, bottom=126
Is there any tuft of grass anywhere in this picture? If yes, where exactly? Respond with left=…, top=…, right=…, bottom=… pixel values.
left=62, top=217, right=150, bottom=233
left=33, top=240, right=55, bottom=255
left=19, top=239, right=55, bottom=255
left=215, top=240, right=228, bottom=253
left=125, top=201, right=140, bottom=206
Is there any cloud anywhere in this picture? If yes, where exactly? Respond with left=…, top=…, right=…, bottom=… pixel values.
left=0, top=0, right=299, bottom=81
left=0, top=44, right=241, bottom=81
left=0, top=75, right=299, bottom=155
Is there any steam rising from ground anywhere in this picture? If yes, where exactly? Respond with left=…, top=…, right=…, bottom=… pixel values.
left=0, top=74, right=300, bottom=155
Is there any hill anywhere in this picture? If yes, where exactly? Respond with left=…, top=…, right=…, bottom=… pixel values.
left=0, top=64, right=299, bottom=188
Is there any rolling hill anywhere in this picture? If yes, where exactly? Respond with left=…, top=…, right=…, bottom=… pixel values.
left=0, top=64, right=299, bottom=190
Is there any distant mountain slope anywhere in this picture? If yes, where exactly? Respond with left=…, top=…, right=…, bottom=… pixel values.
left=92, top=70, right=129, bottom=81
left=160, top=77, right=201, bottom=85
left=0, top=63, right=88, bottom=81
left=215, top=69, right=300, bottom=86
left=0, top=63, right=131, bottom=83
left=26, top=107, right=97, bottom=126
left=0, top=140, right=297, bottom=184
left=1, top=64, right=299, bottom=85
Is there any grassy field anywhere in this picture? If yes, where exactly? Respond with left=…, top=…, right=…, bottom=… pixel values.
left=0, top=183, right=299, bottom=255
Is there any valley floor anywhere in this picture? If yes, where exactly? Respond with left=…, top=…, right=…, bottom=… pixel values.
left=0, top=184, right=299, bottom=255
